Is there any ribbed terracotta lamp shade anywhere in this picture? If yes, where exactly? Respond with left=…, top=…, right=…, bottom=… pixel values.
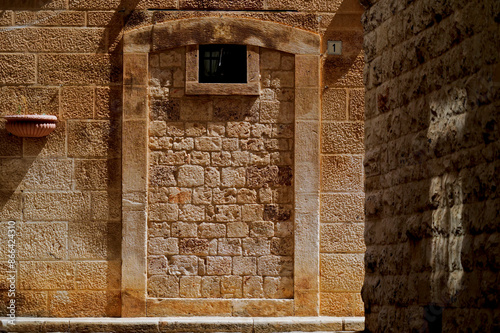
left=3, top=115, right=58, bottom=138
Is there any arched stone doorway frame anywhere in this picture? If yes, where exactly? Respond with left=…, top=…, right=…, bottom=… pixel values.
left=122, top=17, right=322, bottom=317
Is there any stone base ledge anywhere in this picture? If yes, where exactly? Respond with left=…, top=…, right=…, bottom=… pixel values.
left=0, top=317, right=364, bottom=332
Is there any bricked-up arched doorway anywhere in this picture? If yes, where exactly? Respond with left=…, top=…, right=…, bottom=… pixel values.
left=122, top=17, right=321, bottom=317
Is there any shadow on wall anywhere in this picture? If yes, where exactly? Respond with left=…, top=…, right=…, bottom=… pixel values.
left=365, top=61, right=499, bottom=331
left=322, top=0, right=364, bottom=89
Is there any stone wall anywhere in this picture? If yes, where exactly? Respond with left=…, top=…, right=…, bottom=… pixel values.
left=0, top=0, right=365, bottom=318
left=362, top=0, right=500, bottom=331
left=147, top=47, right=295, bottom=300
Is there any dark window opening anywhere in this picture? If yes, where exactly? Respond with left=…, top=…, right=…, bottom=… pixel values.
left=199, top=44, right=247, bottom=83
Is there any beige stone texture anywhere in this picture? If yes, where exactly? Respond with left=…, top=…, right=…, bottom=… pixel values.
left=19, top=261, right=75, bottom=290
left=320, top=253, right=364, bottom=292
left=68, top=121, right=118, bottom=158
left=147, top=299, right=232, bottom=316
left=0, top=158, right=73, bottom=191
left=38, top=54, right=120, bottom=85
left=16, top=222, right=68, bottom=260
left=0, top=1, right=367, bottom=319
left=24, top=192, right=91, bottom=222
left=0, top=27, right=105, bottom=53
left=321, top=155, right=363, bottom=192
left=0, top=54, right=35, bottom=84
left=61, top=87, right=94, bottom=119
left=49, top=291, right=120, bottom=317
left=320, top=223, right=365, bottom=253
left=321, top=122, right=364, bottom=154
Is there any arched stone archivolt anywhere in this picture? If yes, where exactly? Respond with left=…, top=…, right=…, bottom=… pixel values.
left=122, top=17, right=322, bottom=317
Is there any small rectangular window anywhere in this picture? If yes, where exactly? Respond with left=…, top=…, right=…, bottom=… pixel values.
left=199, top=44, right=247, bottom=84
left=185, top=44, right=259, bottom=95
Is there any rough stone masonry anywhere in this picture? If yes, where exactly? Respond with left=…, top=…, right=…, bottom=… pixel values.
left=361, top=0, right=500, bottom=331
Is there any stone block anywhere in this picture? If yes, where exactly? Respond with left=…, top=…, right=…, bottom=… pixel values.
left=258, top=255, right=293, bottom=276
left=197, top=222, right=224, bottom=238
left=320, top=193, right=364, bottom=222
left=320, top=292, right=361, bottom=316
left=149, top=203, right=178, bottom=221
left=148, top=237, right=178, bottom=255
left=195, top=137, right=222, bottom=151
left=24, top=191, right=91, bottom=221
left=184, top=122, right=206, bottom=137
left=322, top=88, right=347, bottom=120
left=48, top=290, right=120, bottom=316
left=260, top=101, right=280, bottom=123
left=218, top=238, right=242, bottom=256
left=124, top=85, right=148, bottom=120
left=270, top=237, right=293, bottom=256
left=68, top=120, right=118, bottom=158
left=325, top=50, right=364, bottom=86
left=179, top=238, right=209, bottom=256
left=213, top=188, right=237, bottom=204
left=237, top=189, right=257, bottom=204
left=321, top=155, right=363, bottom=192
left=171, top=222, right=197, bottom=238
left=16, top=222, right=67, bottom=260
left=221, top=276, right=243, bottom=298
left=95, top=86, right=122, bottom=120
left=13, top=291, right=49, bottom=317
left=148, top=275, right=179, bottom=298
left=320, top=253, right=364, bottom=292
left=179, top=276, right=202, bottom=298
left=205, top=167, right=220, bottom=187
left=263, top=276, right=294, bottom=299
left=169, top=255, right=198, bottom=276
left=227, top=222, right=249, bottom=238
left=38, top=54, right=120, bottom=85
left=19, top=261, right=75, bottom=290
left=349, top=88, right=365, bottom=121
left=124, top=53, right=148, bottom=86
left=322, top=122, right=364, bottom=154
left=178, top=165, right=204, bottom=187
left=0, top=27, right=105, bottom=52
left=295, top=55, right=319, bottom=87
left=0, top=192, right=22, bottom=222
left=221, top=167, right=246, bottom=187
left=232, top=257, right=257, bottom=276
left=295, top=88, right=320, bottom=120
left=213, top=97, right=259, bottom=122
left=207, top=256, right=232, bottom=275
left=243, top=276, right=264, bottom=298
left=250, top=221, right=274, bottom=237
left=179, top=204, right=205, bottom=222
left=61, top=86, right=94, bottom=119
left=76, top=159, right=120, bottom=190
left=227, top=121, right=252, bottom=138
left=215, top=205, right=241, bottom=222
left=76, top=260, right=120, bottom=290
left=148, top=299, right=232, bottom=316
left=68, top=222, right=120, bottom=260
left=232, top=299, right=293, bottom=316
left=261, top=49, right=281, bottom=69
left=242, top=238, right=270, bottom=256
left=1, top=158, right=73, bottom=191
left=180, top=98, right=212, bottom=121
left=201, top=276, right=221, bottom=298
left=148, top=255, right=169, bottom=275
left=0, top=54, right=35, bottom=84
left=320, top=223, right=365, bottom=253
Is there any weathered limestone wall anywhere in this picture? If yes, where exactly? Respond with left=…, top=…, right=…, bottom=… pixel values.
left=362, top=0, right=500, bottom=331
left=0, top=0, right=366, bottom=318
left=147, top=47, right=295, bottom=300
left=0, top=1, right=123, bottom=317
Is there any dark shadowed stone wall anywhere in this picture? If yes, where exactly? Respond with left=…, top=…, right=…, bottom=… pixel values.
left=361, top=0, right=500, bottom=331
